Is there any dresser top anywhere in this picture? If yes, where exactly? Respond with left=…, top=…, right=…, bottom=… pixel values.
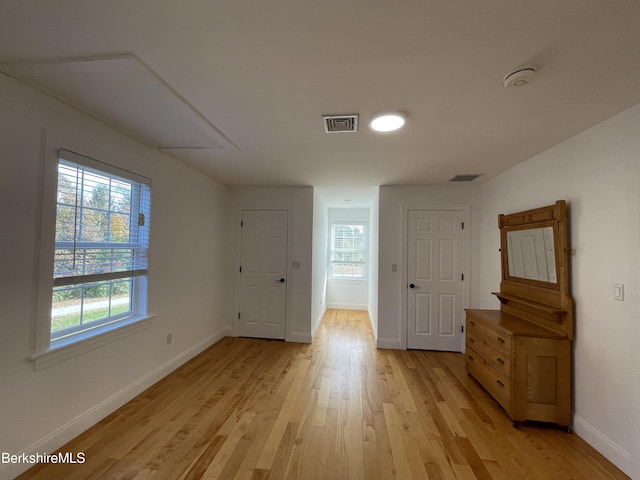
left=465, top=309, right=568, bottom=339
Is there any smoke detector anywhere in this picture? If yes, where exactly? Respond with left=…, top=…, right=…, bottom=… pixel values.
left=503, top=66, right=536, bottom=88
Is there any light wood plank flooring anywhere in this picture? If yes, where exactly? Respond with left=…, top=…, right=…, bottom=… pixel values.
left=18, top=309, right=629, bottom=479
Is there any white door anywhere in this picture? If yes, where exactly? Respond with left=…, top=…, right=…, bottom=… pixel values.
left=407, top=210, right=464, bottom=351
left=239, top=210, right=288, bottom=339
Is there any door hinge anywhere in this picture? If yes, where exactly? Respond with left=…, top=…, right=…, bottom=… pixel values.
left=238, top=312, right=241, bottom=319
left=461, top=273, right=464, bottom=281
left=241, top=220, right=244, bottom=227
left=239, top=266, right=242, bottom=273
left=461, top=325, right=464, bottom=333
left=461, top=222, right=464, bottom=230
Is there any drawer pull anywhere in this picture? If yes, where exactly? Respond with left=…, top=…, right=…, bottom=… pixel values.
left=497, top=337, right=506, bottom=346
left=470, top=320, right=476, bottom=327
left=496, top=358, right=505, bottom=366
left=467, top=355, right=473, bottom=362
left=496, top=380, right=505, bottom=389
left=469, top=338, right=475, bottom=344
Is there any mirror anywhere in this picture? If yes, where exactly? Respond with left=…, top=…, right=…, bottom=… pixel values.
left=495, top=200, right=573, bottom=339
left=506, top=227, right=557, bottom=283
left=498, top=201, right=567, bottom=291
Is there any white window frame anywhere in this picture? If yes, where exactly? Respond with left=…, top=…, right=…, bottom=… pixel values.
left=329, top=221, right=367, bottom=281
left=31, top=148, right=154, bottom=370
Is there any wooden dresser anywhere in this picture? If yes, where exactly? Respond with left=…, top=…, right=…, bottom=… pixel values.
left=466, top=201, right=573, bottom=429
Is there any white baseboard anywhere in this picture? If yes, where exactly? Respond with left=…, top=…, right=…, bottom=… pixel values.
left=311, top=305, right=327, bottom=341
left=327, top=302, right=368, bottom=310
left=573, top=415, right=632, bottom=477
left=288, top=332, right=312, bottom=343
left=1, top=327, right=231, bottom=480
left=376, top=337, right=403, bottom=349
left=367, top=307, right=377, bottom=342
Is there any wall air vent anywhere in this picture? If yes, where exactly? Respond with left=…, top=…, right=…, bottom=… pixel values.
left=322, top=114, right=359, bottom=133
left=449, top=174, right=483, bottom=182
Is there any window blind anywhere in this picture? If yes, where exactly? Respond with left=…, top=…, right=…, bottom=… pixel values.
left=53, top=149, right=151, bottom=287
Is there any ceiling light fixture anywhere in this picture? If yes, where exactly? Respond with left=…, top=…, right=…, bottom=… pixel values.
left=369, top=112, right=406, bottom=132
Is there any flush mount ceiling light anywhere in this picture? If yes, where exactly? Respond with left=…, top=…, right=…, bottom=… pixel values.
left=369, top=112, right=406, bottom=132
left=503, top=65, right=537, bottom=88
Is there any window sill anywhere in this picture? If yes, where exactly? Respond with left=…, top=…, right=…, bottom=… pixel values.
left=29, top=314, right=156, bottom=372
left=328, top=278, right=368, bottom=285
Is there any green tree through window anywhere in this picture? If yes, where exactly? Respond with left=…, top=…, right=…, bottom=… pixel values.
left=51, top=150, right=150, bottom=338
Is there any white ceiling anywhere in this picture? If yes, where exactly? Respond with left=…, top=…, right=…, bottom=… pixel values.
left=1, top=0, right=640, bottom=188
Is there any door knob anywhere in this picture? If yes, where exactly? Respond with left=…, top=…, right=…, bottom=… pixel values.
left=280, top=278, right=285, bottom=283
left=409, top=283, right=419, bottom=289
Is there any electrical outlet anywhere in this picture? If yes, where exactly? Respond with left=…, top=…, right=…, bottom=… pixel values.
left=166, top=333, right=173, bottom=344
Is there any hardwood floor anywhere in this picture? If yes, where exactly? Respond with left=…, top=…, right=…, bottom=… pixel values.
left=18, top=309, right=628, bottom=480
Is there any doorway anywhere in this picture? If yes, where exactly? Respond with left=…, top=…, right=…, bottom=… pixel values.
left=238, top=210, right=288, bottom=339
left=406, top=209, right=464, bottom=351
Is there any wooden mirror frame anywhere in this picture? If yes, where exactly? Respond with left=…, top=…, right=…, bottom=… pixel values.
left=493, top=200, right=574, bottom=339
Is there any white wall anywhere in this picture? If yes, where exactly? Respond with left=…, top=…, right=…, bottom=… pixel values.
left=377, top=185, right=480, bottom=349
left=368, top=191, right=380, bottom=339
left=0, top=75, right=233, bottom=479
left=326, top=208, right=370, bottom=310
left=230, top=187, right=313, bottom=343
left=476, top=102, right=640, bottom=478
left=311, top=190, right=328, bottom=336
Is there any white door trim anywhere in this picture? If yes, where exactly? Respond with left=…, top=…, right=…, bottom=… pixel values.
left=399, top=203, right=471, bottom=351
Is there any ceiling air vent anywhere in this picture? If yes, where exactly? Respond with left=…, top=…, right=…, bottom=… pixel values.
left=449, top=174, right=483, bottom=182
left=322, top=114, right=359, bottom=133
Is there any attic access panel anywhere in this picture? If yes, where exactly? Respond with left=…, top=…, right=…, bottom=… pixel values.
left=0, top=54, right=237, bottom=151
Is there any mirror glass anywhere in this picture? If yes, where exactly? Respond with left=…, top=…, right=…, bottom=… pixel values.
left=506, top=227, right=557, bottom=283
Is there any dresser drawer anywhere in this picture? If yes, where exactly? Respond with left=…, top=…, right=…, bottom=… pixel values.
left=464, top=308, right=572, bottom=427
left=466, top=348, right=511, bottom=407
left=466, top=332, right=512, bottom=376
left=467, top=315, right=513, bottom=354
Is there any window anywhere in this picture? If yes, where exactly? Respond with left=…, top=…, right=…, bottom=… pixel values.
left=50, top=149, right=151, bottom=342
left=330, top=222, right=366, bottom=280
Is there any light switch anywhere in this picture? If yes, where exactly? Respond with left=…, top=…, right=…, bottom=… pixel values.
left=613, top=283, right=624, bottom=301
